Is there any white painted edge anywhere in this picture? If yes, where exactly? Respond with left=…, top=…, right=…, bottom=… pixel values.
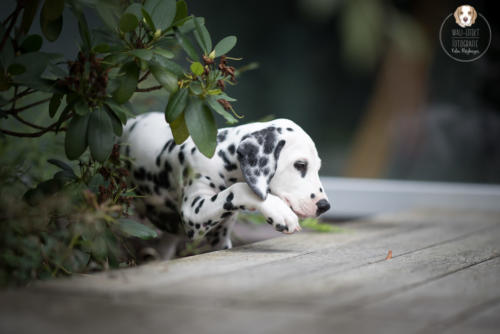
left=320, top=177, right=500, bottom=219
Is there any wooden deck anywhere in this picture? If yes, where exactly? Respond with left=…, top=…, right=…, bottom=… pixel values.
left=1, top=209, right=499, bottom=334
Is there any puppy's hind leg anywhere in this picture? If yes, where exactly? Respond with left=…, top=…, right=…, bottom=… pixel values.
left=206, top=216, right=236, bottom=250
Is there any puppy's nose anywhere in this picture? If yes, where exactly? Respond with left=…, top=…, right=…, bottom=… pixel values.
left=463, top=17, right=468, bottom=21
left=316, top=199, right=330, bottom=216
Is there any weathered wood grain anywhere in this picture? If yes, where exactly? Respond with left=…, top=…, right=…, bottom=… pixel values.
left=0, top=209, right=499, bottom=334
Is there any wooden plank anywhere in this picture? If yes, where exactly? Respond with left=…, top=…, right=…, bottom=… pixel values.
left=1, top=210, right=499, bottom=334
left=443, top=300, right=500, bottom=334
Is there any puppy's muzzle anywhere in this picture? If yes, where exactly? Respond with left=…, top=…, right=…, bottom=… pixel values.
left=316, top=199, right=331, bottom=216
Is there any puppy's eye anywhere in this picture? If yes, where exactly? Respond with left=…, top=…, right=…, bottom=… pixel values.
left=294, top=161, right=308, bottom=176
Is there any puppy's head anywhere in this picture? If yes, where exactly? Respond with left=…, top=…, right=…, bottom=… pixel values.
left=454, top=5, right=477, bottom=27
left=237, top=119, right=330, bottom=218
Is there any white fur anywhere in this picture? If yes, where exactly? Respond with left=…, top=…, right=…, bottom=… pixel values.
left=121, top=112, right=329, bottom=249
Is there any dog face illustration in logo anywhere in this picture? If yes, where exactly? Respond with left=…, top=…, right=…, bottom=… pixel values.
left=454, top=5, right=477, bottom=28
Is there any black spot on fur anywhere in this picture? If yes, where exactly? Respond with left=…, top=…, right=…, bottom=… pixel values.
left=310, top=193, right=315, bottom=199
left=156, top=141, right=171, bottom=166
left=249, top=176, right=256, bottom=184
left=129, top=122, right=138, bottom=133
left=263, top=168, right=270, bottom=176
left=277, top=127, right=282, bottom=134
left=229, top=177, right=237, bottom=183
left=210, top=183, right=216, bottom=188
left=205, top=176, right=211, bottom=180
left=191, top=147, right=196, bottom=154
left=219, top=172, right=225, bottom=180
left=167, top=140, right=176, bottom=152
left=178, top=151, right=185, bottom=164
left=195, top=199, right=205, bottom=214
left=218, top=150, right=237, bottom=171
left=180, top=143, right=186, bottom=151
left=228, top=144, right=236, bottom=155
left=274, top=140, right=286, bottom=160
left=258, top=157, right=268, bottom=167
left=195, top=223, right=200, bottom=229
left=275, top=224, right=288, bottom=232
left=187, top=230, right=194, bottom=238
left=286, top=127, right=294, bottom=132
left=266, top=217, right=273, bottom=224
left=254, top=169, right=261, bottom=176
left=219, top=185, right=226, bottom=191
left=217, top=130, right=228, bottom=143
left=319, top=187, right=323, bottom=193
left=211, top=194, right=218, bottom=201
left=191, top=196, right=201, bottom=207
left=221, top=212, right=232, bottom=218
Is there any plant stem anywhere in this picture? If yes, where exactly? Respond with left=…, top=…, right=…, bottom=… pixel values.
left=135, top=85, right=162, bottom=92
left=0, top=3, right=21, bottom=52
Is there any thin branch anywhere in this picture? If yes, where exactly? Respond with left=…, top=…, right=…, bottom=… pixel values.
left=0, top=4, right=21, bottom=52
left=12, top=114, right=46, bottom=130
left=7, top=87, right=36, bottom=103
left=10, top=98, right=50, bottom=114
left=138, top=70, right=151, bottom=83
left=0, top=113, right=72, bottom=138
left=135, top=85, right=162, bottom=92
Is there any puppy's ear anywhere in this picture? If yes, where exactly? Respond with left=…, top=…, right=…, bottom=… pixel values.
left=237, top=127, right=286, bottom=200
left=471, top=7, right=477, bottom=24
left=454, top=6, right=461, bottom=24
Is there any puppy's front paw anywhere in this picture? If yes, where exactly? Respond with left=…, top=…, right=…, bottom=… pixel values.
left=260, top=195, right=300, bottom=234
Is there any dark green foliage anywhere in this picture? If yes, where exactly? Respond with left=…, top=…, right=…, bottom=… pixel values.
left=0, top=0, right=251, bottom=285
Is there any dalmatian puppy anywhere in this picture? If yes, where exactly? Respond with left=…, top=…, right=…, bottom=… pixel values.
left=454, top=5, right=477, bottom=28
left=121, top=112, right=330, bottom=250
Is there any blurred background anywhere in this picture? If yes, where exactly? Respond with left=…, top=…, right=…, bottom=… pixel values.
left=1, top=0, right=499, bottom=183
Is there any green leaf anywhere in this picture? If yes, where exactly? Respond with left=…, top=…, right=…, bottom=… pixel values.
left=49, top=93, right=63, bottom=117
left=7, top=64, right=26, bottom=75
left=185, top=97, right=217, bottom=157
left=53, top=170, right=77, bottom=182
left=119, top=13, right=139, bottom=33
left=88, top=107, right=114, bottom=162
left=117, top=218, right=158, bottom=239
left=21, top=0, right=41, bottom=34
left=47, top=158, right=75, bottom=174
left=175, top=32, right=199, bottom=61
left=193, top=18, right=211, bottom=54
left=149, top=63, right=178, bottom=92
left=20, top=34, right=43, bottom=53
left=41, top=0, right=65, bottom=21
left=93, top=43, right=110, bottom=53
left=105, top=100, right=130, bottom=124
left=40, top=14, right=63, bottom=42
left=144, top=0, right=176, bottom=30
left=153, top=47, right=174, bottom=59
left=165, top=87, right=188, bottom=123
left=74, top=99, right=89, bottom=116
left=206, top=96, right=237, bottom=124
left=190, top=62, right=203, bottom=76
left=112, top=61, right=139, bottom=104
left=170, top=111, right=189, bottom=144
left=154, top=56, right=185, bottom=76
left=213, top=36, right=237, bottom=57
left=125, top=3, right=143, bottom=21
left=127, top=49, right=153, bottom=61
left=95, top=1, right=119, bottom=31
left=75, top=9, right=92, bottom=52
left=177, top=17, right=204, bottom=34
left=105, top=107, right=123, bottom=136
left=141, top=8, right=156, bottom=31
left=173, top=0, right=188, bottom=23
left=65, top=114, right=90, bottom=160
